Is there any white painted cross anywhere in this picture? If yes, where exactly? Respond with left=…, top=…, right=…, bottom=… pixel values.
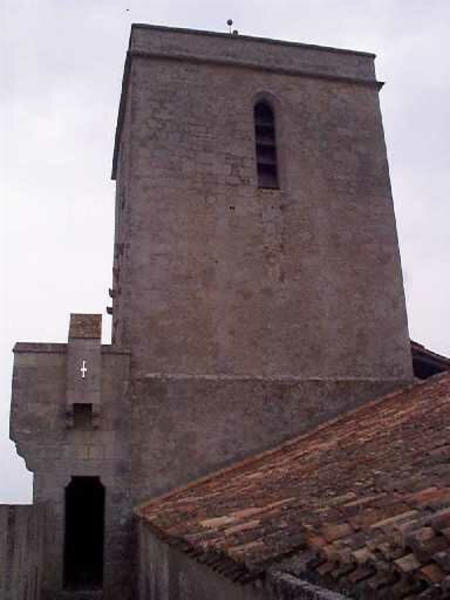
left=80, top=360, right=88, bottom=379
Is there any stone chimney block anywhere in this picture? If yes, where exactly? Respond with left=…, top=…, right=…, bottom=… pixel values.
left=66, top=314, right=102, bottom=427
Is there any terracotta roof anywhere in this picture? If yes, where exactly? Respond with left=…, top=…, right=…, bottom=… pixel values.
left=138, top=372, right=450, bottom=598
left=411, top=341, right=450, bottom=380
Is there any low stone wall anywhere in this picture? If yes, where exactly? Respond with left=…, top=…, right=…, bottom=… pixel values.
left=138, top=521, right=266, bottom=600
left=0, top=504, right=45, bottom=600
left=138, top=521, right=345, bottom=600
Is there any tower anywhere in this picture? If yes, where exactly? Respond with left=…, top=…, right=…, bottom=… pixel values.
left=10, top=25, right=413, bottom=599
left=111, top=25, right=411, bottom=382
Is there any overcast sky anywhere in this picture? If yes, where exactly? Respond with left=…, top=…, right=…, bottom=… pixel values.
left=1, top=0, right=449, bottom=503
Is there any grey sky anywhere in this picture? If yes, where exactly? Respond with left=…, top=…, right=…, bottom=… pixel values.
left=1, top=0, right=449, bottom=503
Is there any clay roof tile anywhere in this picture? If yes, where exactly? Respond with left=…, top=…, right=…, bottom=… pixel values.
left=138, top=372, right=450, bottom=598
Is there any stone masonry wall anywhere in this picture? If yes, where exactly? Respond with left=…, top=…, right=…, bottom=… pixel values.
left=10, top=342, right=134, bottom=600
left=0, top=504, right=45, bottom=600
left=131, top=374, right=405, bottom=503
left=129, top=24, right=376, bottom=84
left=112, top=26, right=412, bottom=383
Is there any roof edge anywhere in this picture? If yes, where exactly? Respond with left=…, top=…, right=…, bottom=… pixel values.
left=411, top=339, right=450, bottom=365
left=111, top=49, right=132, bottom=180
left=140, top=519, right=263, bottom=585
left=131, top=23, right=376, bottom=58
left=13, top=342, right=130, bottom=355
left=268, top=570, right=348, bottom=600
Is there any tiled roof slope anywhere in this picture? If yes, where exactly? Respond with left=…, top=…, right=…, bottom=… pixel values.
left=411, top=341, right=450, bottom=380
left=138, top=373, right=450, bottom=598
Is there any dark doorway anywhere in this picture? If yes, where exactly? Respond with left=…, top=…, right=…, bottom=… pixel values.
left=64, top=476, right=105, bottom=590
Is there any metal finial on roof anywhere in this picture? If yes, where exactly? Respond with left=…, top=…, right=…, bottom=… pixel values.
left=227, top=19, right=233, bottom=34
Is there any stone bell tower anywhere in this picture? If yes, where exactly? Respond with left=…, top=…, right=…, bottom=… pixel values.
left=10, top=24, right=413, bottom=600
left=109, top=21, right=412, bottom=548
left=110, top=24, right=411, bottom=382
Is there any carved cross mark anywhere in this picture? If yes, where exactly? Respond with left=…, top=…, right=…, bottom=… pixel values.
left=80, top=360, right=88, bottom=379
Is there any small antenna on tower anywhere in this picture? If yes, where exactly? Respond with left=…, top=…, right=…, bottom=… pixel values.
left=227, top=19, right=233, bottom=34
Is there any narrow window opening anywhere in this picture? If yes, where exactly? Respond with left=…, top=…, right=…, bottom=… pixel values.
left=73, top=403, right=93, bottom=430
left=64, top=476, right=105, bottom=590
left=254, top=101, right=279, bottom=189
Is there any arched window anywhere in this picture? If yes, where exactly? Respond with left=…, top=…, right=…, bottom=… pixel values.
left=254, top=101, right=279, bottom=189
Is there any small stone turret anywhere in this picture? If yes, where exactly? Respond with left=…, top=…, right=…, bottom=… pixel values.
left=11, top=314, right=132, bottom=597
